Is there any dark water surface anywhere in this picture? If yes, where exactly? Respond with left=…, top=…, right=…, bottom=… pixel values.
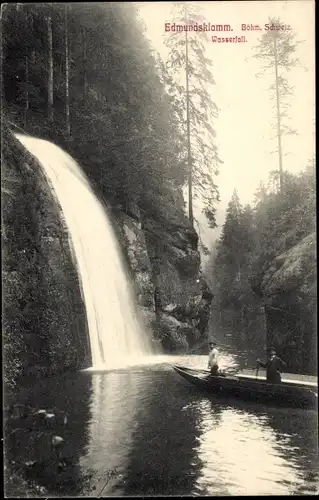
left=5, top=352, right=318, bottom=496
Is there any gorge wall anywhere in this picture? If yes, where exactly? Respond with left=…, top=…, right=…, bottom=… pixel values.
left=260, top=233, right=317, bottom=375
left=115, top=194, right=213, bottom=353
left=3, top=126, right=213, bottom=390
left=2, top=126, right=91, bottom=391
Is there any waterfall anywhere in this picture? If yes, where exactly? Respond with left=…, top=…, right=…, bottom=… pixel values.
left=16, top=134, right=154, bottom=369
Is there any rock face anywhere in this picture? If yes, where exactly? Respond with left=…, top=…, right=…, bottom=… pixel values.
left=115, top=192, right=214, bottom=352
left=261, top=233, right=316, bottom=298
left=2, top=126, right=91, bottom=391
left=3, top=124, right=213, bottom=390
left=115, top=210, right=155, bottom=310
left=260, top=233, right=316, bottom=375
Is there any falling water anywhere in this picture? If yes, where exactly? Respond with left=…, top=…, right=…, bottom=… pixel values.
left=16, top=134, right=154, bottom=369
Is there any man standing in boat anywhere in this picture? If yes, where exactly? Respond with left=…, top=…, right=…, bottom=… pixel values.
left=208, top=340, right=220, bottom=376
left=257, top=348, right=287, bottom=384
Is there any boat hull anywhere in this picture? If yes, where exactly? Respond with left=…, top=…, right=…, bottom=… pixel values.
left=172, top=365, right=318, bottom=409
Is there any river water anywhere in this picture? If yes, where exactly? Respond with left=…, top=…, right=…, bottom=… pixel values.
left=5, top=350, right=318, bottom=497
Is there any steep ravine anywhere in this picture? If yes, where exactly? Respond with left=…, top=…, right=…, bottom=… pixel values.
left=3, top=127, right=213, bottom=391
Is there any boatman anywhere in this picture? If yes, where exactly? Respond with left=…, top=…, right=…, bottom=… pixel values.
left=257, top=348, right=287, bottom=384
left=208, top=340, right=220, bottom=376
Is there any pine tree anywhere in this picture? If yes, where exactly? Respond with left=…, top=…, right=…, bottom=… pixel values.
left=2, top=3, right=189, bottom=217
left=164, top=1, right=222, bottom=228
left=252, top=17, right=304, bottom=194
left=212, top=190, right=258, bottom=312
left=220, top=190, right=243, bottom=281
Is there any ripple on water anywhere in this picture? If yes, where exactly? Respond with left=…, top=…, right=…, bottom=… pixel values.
left=6, top=354, right=318, bottom=496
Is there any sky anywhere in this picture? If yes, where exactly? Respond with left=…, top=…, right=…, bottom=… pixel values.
left=136, top=0, right=315, bottom=252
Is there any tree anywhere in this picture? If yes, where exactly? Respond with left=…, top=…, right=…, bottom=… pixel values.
left=211, top=189, right=260, bottom=314
left=210, top=163, right=315, bottom=369
left=2, top=3, right=187, bottom=208
left=164, top=1, right=222, bottom=228
left=64, top=5, right=70, bottom=137
left=252, top=17, right=304, bottom=194
left=154, top=51, right=189, bottom=188
left=240, top=204, right=256, bottom=257
left=213, top=191, right=242, bottom=305
left=3, top=3, right=206, bottom=389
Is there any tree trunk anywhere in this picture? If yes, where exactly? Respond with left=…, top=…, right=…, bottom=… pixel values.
left=273, top=35, right=283, bottom=194
left=47, top=15, right=54, bottom=121
left=24, top=56, right=29, bottom=128
left=185, top=7, right=193, bottom=227
left=65, top=5, right=70, bottom=137
left=82, top=27, right=87, bottom=95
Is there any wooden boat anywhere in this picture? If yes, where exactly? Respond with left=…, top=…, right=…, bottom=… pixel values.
left=172, top=365, right=318, bottom=409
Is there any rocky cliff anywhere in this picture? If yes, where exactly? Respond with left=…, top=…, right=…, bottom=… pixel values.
left=259, top=232, right=316, bottom=374
left=115, top=192, right=213, bottom=352
left=2, top=126, right=91, bottom=391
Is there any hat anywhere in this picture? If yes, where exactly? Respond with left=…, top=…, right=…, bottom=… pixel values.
left=268, top=346, right=276, bottom=353
left=209, top=339, right=217, bottom=346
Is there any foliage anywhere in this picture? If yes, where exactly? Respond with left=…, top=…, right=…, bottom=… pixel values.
left=208, top=161, right=316, bottom=372
left=210, top=162, right=315, bottom=310
left=253, top=164, right=316, bottom=273
left=2, top=3, right=188, bottom=220
left=2, top=3, right=203, bottom=387
left=212, top=190, right=257, bottom=310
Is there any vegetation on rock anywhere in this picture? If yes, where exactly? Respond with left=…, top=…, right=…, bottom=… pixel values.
left=2, top=2, right=212, bottom=385
left=2, top=3, right=188, bottom=220
left=2, top=124, right=91, bottom=391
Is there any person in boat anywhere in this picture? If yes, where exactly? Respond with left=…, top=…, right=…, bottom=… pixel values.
left=208, top=340, right=220, bottom=376
left=257, top=348, right=287, bottom=384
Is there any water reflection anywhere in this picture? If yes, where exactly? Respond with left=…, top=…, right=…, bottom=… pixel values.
left=6, top=356, right=318, bottom=497
left=267, top=408, right=319, bottom=495
left=120, top=358, right=317, bottom=496
left=196, top=404, right=299, bottom=495
left=122, top=370, right=206, bottom=496
left=80, top=369, right=156, bottom=495
left=181, top=394, right=318, bottom=495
